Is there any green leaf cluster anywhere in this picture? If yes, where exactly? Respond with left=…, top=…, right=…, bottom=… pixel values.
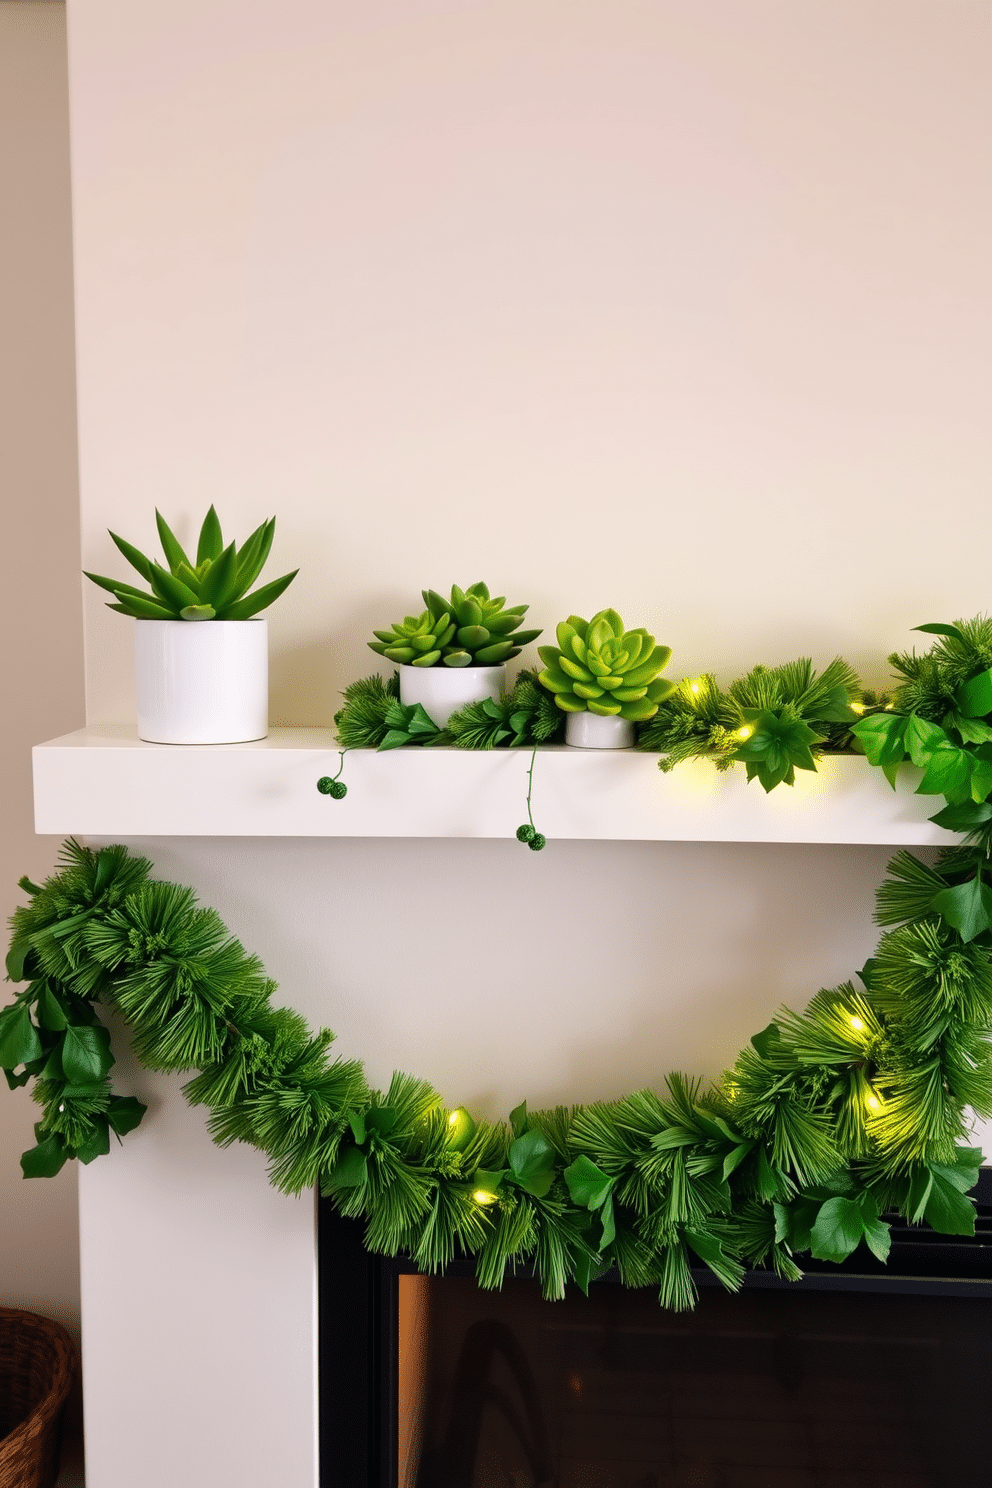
left=85, top=507, right=298, bottom=621
left=6, top=621, right=992, bottom=1310
left=640, top=656, right=863, bottom=787
left=369, top=582, right=541, bottom=668
left=538, top=611, right=675, bottom=721
left=333, top=669, right=565, bottom=752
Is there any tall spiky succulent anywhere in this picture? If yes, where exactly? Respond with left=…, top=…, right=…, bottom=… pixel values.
left=538, top=610, right=676, bottom=720
left=85, top=507, right=298, bottom=621
left=369, top=582, right=541, bottom=668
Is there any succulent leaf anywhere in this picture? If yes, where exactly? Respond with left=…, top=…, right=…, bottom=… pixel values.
left=88, top=511, right=295, bottom=621
left=196, top=505, right=224, bottom=565
left=537, top=609, right=674, bottom=721
left=149, top=562, right=200, bottom=612
left=370, top=585, right=541, bottom=667
left=154, top=510, right=193, bottom=574
left=108, top=531, right=155, bottom=583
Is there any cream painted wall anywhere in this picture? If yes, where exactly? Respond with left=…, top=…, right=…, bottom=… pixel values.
left=0, top=1, right=85, bottom=1475
left=72, top=0, right=991, bottom=727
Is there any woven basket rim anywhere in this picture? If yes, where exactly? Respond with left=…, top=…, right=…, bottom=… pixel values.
left=0, top=1307, right=77, bottom=1485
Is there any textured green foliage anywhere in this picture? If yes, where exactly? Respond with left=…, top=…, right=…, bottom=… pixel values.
left=85, top=507, right=298, bottom=621
left=538, top=610, right=675, bottom=721
left=641, top=656, right=863, bottom=785
left=369, top=582, right=541, bottom=668
left=333, top=672, right=401, bottom=749
left=6, top=618, right=992, bottom=1303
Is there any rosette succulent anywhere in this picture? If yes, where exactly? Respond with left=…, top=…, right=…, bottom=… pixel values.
left=369, top=582, right=541, bottom=668
left=538, top=610, right=675, bottom=720
left=85, top=507, right=298, bottom=621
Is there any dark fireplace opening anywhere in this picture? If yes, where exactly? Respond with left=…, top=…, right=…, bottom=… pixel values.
left=318, top=1172, right=992, bottom=1488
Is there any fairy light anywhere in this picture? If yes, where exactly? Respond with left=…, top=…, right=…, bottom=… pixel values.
left=690, top=681, right=701, bottom=696
left=865, top=1094, right=881, bottom=1112
left=850, top=702, right=865, bottom=715
left=472, top=1188, right=498, bottom=1207
left=446, top=1107, right=476, bottom=1152
left=737, top=726, right=752, bottom=740
left=849, top=1015, right=866, bottom=1033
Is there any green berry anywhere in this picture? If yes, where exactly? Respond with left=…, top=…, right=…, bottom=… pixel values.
left=516, top=824, right=535, bottom=842
left=528, top=832, right=547, bottom=851
left=317, top=777, right=347, bottom=798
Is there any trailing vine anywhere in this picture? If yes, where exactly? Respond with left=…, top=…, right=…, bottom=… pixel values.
left=4, top=619, right=992, bottom=1311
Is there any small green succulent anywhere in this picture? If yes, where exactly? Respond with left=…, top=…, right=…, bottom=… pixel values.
left=538, top=610, right=675, bottom=720
left=369, top=582, right=541, bottom=668
left=85, top=507, right=298, bottom=621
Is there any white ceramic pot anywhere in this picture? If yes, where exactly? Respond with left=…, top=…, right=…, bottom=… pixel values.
left=565, top=711, right=635, bottom=749
left=134, top=619, right=268, bottom=744
left=398, top=663, right=506, bottom=729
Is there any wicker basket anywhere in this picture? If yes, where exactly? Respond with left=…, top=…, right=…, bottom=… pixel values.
left=0, top=1309, right=76, bottom=1488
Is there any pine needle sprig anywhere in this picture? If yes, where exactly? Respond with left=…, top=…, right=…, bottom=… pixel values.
left=333, top=672, right=401, bottom=749
left=874, top=852, right=950, bottom=927
left=870, top=921, right=992, bottom=1048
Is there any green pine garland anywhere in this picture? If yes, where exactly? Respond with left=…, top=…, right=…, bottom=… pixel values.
left=4, top=619, right=992, bottom=1311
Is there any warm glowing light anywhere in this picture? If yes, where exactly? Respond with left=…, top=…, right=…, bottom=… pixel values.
left=865, top=1095, right=880, bottom=1112
left=690, top=681, right=701, bottom=695
left=849, top=1016, right=866, bottom=1032
left=472, top=1189, right=498, bottom=1206
left=737, top=726, right=752, bottom=740
left=850, top=702, right=865, bottom=714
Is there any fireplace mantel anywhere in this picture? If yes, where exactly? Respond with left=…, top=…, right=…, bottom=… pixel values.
left=34, top=725, right=945, bottom=843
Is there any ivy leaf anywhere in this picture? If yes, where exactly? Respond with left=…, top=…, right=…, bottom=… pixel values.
left=564, top=1155, right=613, bottom=1211
left=809, top=1196, right=865, bottom=1263
left=923, top=1171, right=977, bottom=1236
left=914, top=742, right=973, bottom=800
left=35, top=984, right=68, bottom=1032
left=0, top=1003, right=43, bottom=1070
left=945, top=711, right=992, bottom=746
left=21, top=1126, right=68, bottom=1179
left=750, top=1023, right=781, bottom=1060
left=913, top=622, right=965, bottom=642
left=5, top=939, right=31, bottom=982
left=326, top=1145, right=369, bottom=1190
left=862, top=1218, right=891, bottom=1263
left=106, top=1096, right=147, bottom=1137
left=61, top=1024, right=115, bottom=1084
left=904, top=715, right=950, bottom=767
left=929, top=800, right=992, bottom=833
left=405, top=704, right=441, bottom=737
left=597, top=1191, right=616, bottom=1250
left=850, top=713, right=909, bottom=786
left=508, top=1128, right=556, bottom=1197
left=76, top=1117, right=112, bottom=1164
left=931, top=1147, right=982, bottom=1194
left=509, top=1100, right=528, bottom=1138
left=365, top=1105, right=397, bottom=1137
left=956, top=668, right=992, bottom=719
left=931, top=874, right=992, bottom=943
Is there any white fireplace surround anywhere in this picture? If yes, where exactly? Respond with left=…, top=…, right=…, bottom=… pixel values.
left=33, top=734, right=992, bottom=1488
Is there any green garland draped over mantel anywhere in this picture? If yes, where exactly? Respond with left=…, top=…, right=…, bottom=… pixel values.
left=4, top=618, right=992, bottom=1311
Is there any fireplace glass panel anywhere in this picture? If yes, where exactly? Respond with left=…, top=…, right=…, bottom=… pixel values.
left=397, top=1274, right=988, bottom=1488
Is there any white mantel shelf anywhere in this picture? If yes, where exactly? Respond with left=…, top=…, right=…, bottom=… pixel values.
left=33, top=725, right=949, bottom=844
